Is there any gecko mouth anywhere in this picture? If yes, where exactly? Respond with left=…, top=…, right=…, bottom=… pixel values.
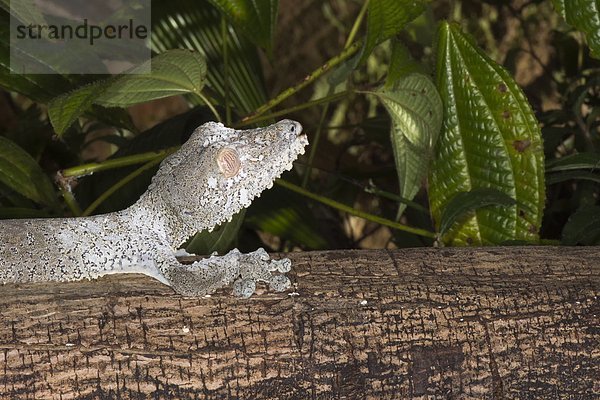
left=253, top=134, right=308, bottom=195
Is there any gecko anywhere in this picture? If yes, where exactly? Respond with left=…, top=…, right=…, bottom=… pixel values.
left=0, top=120, right=308, bottom=297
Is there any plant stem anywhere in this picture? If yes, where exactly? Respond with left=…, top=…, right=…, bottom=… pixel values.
left=299, top=4, right=368, bottom=189
left=345, top=0, right=369, bottom=48
left=59, top=186, right=82, bottom=216
left=242, top=41, right=362, bottom=121
left=221, top=16, right=232, bottom=125
left=55, top=171, right=83, bottom=216
left=276, top=179, right=436, bottom=239
left=301, top=104, right=329, bottom=188
left=236, top=91, right=351, bottom=127
left=195, top=92, right=222, bottom=122
left=61, top=147, right=178, bottom=178
left=82, top=157, right=163, bottom=217
left=364, top=181, right=430, bottom=214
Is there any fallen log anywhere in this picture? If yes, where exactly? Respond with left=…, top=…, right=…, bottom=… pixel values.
left=0, top=247, right=598, bottom=399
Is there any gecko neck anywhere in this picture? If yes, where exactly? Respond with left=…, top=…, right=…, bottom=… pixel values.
left=130, top=190, right=203, bottom=249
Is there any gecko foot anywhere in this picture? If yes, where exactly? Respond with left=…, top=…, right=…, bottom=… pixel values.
left=163, top=248, right=292, bottom=297
left=232, top=248, right=292, bottom=298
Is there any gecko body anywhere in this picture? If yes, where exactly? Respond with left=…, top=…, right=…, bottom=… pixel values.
left=0, top=120, right=307, bottom=297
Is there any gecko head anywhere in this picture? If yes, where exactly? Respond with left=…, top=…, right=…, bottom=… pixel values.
left=144, top=119, right=308, bottom=245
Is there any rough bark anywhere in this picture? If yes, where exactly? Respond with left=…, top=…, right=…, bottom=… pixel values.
left=0, top=247, right=597, bottom=399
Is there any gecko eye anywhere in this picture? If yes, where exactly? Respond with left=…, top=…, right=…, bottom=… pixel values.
left=287, top=121, right=303, bottom=136
left=217, top=147, right=241, bottom=178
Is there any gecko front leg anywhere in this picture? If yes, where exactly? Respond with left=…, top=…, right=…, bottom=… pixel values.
left=160, top=248, right=292, bottom=298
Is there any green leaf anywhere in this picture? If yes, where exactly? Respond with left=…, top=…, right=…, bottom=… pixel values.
left=371, top=73, right=442, bottom=218
left=385, top=39, right=423, bottom=87
left=47, top=80, right=108, bottom=137
left=546, top=152, right=600, bottom=172
left=360, top=0, right=428, bottom=64
left=48, top=50, right=206, bottom=135
left=186, top=210, right=246, bottom=255
left=96, top=50, right=207, bottom=107
left=0, top=0, right=46, bottom=27
left=546, top=170, right=600, bottom=184
left=0, top=181, right=35, bottom=208
left=0, top=13, right=70, bottom=102
left=551, top=0, right=600, bottom=59
left=430, top=22, right=545, bottom=245
left=561, top=205, right=600, bottom=245
left=0, top=136, right=56, bottom=207
left=0, top=12, right=134, bottom=133
left=439, top=188, right=517, bottom=236
left=151, top=0, right=267, bottom=115
left=208, top=0, right=278, bottom=54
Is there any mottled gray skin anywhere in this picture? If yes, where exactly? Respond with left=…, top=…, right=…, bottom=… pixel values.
left=0, top=120, right=307, bottom=297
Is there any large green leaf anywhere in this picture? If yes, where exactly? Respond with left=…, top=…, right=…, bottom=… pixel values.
left=48, top=50, right=206, bottom=135
left=371, top=73, right=442, bottom=218
left=430, top=22, right=545, bottom=245
left=360, top=0, right=428, bottom=63
left=95, top=50, right=207, bottom=107
left=0, top=136, right=56, bottom=207
left=208, top=0, right=278, bottom=55
left=151, top=0, right=267, bottom=116
left=551, top=0, right=600, bottom=59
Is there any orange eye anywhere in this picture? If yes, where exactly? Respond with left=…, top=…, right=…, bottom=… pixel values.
left=217, top=148, right=241, bottom=178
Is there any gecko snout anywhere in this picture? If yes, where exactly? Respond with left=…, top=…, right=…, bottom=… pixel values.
left=290, top=121, right=303, bottom=136
left=279, top=119, right=303, bottom=138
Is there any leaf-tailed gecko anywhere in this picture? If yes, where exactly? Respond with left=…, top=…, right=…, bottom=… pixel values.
left=0, top=120, right=308, bottom=297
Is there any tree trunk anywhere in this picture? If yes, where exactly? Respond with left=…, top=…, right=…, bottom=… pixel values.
left=0, top=247, right=597, bottom=399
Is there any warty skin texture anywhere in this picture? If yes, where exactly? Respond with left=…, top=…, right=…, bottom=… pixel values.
left=0, top=120, right=307, bottom=297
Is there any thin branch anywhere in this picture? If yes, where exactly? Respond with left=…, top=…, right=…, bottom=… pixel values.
left=276, top=179, right=437, bottom=239
left=82, top=158, right=163, bottom=217
left=301, top=104, right=330, bottom=188
left=60, top=147, right=178, bottom=178
left=345, top=0, right=370, bottom=48
left=194, top=92, right=222, bottom=122
left=241, top=41, right=362, bottom=121
left=221, top=16, right=232, bottom=125
left=235, top=91, right=351, bottom=127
